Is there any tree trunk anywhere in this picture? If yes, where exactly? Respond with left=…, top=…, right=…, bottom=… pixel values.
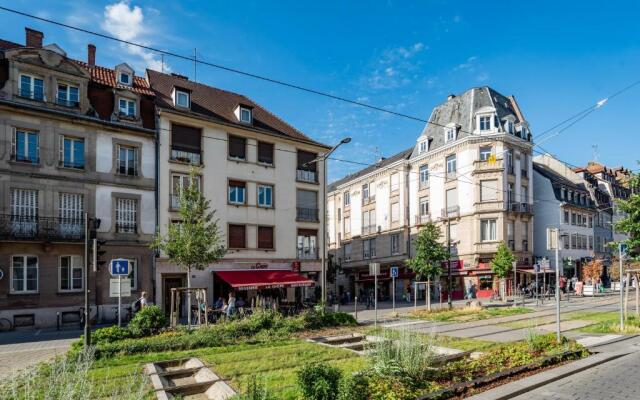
left=187, top=265, right=192, bottom=330
left=500, top=278, right=506, bottom=301
left=624, top=272, right=631, bottom=320
left=427, top=277, right=431, bottom=312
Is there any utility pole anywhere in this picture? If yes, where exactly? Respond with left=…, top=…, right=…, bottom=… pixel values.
left=619, top=243, right=626, bottom=330
left=83, top=212, right=90, bottom=348
left=445, top=189, right=452, bottom=309
left=554, top=229, right=561, bottom=342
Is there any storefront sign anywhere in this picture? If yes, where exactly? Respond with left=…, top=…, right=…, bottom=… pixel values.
left=250, top=263, right=268, bottom=269
left=291, top=261, right=301, bottom=272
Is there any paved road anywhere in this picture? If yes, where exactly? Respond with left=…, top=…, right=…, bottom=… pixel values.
left=510, top=348, right=640, bottom=400
left=0, top=329, right=81, bottom=379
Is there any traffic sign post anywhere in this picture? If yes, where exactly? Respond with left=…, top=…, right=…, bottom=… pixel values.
left=369, top=263, right=380, bottom=327
left=110, top=259, right=130, bottom=327
left=619, top=243, right=628, bottom=330
left=390, top=266, right=399, bottom=313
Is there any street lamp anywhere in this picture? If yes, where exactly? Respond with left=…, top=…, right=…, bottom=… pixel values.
left=305, top=137, right=351, bottom=305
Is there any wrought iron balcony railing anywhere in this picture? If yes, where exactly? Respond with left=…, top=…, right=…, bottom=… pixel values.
left=0, top=215, right=85, bottom=242
left=296, top=207, right=319, bottom=222
left=296, top=169, right=318, bottom=183
left=297, top=247, right=318, bottom=260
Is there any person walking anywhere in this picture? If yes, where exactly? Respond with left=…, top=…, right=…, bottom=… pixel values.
left=226, top=292, right=236, bottom=318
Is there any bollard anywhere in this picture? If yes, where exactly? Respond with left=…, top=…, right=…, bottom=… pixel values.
left=56, top=312, right=60, bottom=331
left=354, top=297, right=358, bottom=321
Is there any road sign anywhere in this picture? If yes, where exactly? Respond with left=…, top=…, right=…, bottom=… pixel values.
left=109, top=278, right=131, bottom=297
left=620, top=243, right=628, bottom=257
left=390, top=266, right=399, bottom=278
left=369, top=262, right=380, bottom=276
left=110, top=259, right=130, bottom=276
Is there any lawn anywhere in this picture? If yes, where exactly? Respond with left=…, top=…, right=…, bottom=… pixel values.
left=408, top=306, right=533, bottom=322
left=364, top=327, right=499, bottom=352
left=565, top=311, right=640, bottom=334
left=89, top=339, right=366, bottom=399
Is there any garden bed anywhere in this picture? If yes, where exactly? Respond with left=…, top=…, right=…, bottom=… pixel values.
left=408, top=305, right=532, bottom=322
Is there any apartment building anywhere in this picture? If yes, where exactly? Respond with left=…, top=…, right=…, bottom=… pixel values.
left=328, top=87, right=535, bottom=300
left=575, top=162, right=632, bottom=244
left=0, top=28, right=156, bottom=328
left=533, top=155, right=597, bottom=279
left=147, top=70, right=329, bottom=313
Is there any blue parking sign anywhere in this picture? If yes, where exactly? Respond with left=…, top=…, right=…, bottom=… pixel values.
left=390, top=266, right=399, bottom=278
left=110, top=259, right=129, bottom=276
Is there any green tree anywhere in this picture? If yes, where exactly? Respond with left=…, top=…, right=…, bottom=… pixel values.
left=151, top=168, right=225, bottom=328
left=405, top=222, right=448, bottom=311
left=491, top=243, right=515, bottom=301
left=615, top=170, right=640, bottom=261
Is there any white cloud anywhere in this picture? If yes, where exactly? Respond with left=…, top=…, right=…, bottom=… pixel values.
left=365, top=42, right=427, bottom=90
left=101, top=1, right=168, bottom=72
left=453, top=56, right=478, bottom=72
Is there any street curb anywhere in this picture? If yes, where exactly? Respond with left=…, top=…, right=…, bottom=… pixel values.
left=463, top=351, right=629, bottom=400
left=587, top=334, right=640, bottom=348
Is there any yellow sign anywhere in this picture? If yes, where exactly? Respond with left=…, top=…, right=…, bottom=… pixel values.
left=488, top=154, right=497, bottom=165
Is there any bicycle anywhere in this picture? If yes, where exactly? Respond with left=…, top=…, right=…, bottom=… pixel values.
left=0, top=317, right=13, bottom=332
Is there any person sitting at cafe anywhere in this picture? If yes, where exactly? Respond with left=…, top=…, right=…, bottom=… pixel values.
left=236, top=297, right=245, bottom=308
left=214, top=296, right=224, bottom=309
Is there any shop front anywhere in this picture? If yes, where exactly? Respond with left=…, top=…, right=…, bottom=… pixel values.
left=353, top=265, right=416, bottom=303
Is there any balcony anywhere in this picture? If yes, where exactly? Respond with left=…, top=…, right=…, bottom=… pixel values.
left=296, top=169, right=318, bottom=183
left=296, top=207, right=319, bottom=222
left=171, top=149, right=201, bottom=165
left=446, top=171, right=457, bottom=182
left=473, top=158, right=504, bottom=174
left=441, top=206, right=460, bottom=219
left=521, top=169, right=529, bottom=179
left=508, top=239, right=515, bottom=250
left=415, top=214, right=431, bottom=226
left=297, top=247, right=318, bottom=260
left=507, top=165, right=515, bottom=175
left=509, top=203, right=532, bottom=214
left=476, top=241, right=500, bottom=253
left=362, top=195, right=376, bottom=206
left=0, top=215, right=85, bottom=242
left=362, top=225, right=377, bottom=235
left=475, top=200, right=503, bottom=212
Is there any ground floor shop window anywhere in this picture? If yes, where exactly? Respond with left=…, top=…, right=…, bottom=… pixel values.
left=478, top=275, right=493, bottom=290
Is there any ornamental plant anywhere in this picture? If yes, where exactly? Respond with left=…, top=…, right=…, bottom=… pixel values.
left=491, top=243, right=515, bottom=300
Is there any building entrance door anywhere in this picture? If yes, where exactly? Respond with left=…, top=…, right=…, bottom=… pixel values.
left=163, top=275, right=185, bottom=317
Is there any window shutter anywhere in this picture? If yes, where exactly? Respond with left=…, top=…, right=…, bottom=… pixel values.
left=171, top=124, right=202, bottom=153
left=229, top=136, right=246, bottom=159
left=257, top=142, right=274, bottom=164
left=59, top=135, right=64, bottom=165
left=228, top=225, right=246, bottom=248
left=134, top=147, right=139, bottom=176
left=116, top=145, right=121, bottom=173
left=297, top=150, right=317, bottom=171
left=258, top=226, right=274, bottom=249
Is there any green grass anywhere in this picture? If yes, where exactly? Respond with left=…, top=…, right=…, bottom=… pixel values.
left=89, top=339, right=366, bottom=399
left=565, top=311, right=640, bottom=334
left=364, top=327, right=499, bottom=352
left=408, top=306, right=533, bottom=322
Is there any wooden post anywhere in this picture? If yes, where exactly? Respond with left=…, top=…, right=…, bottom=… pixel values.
left=170, top=288, right=176, bottom=328
left=624, top=272, right=631, bottom=320
left=204, top=288, right=209, bottom=327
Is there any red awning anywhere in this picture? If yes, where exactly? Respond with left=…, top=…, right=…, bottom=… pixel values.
left=214, top=270, right=315, bottom=291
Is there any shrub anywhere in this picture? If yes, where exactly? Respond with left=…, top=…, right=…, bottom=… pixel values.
left=368, top=329, right=434, bottom=380
left=302, top=310, right=357, bottom=330
left=128, top=305, right=167, bottom=337
left=337, top=372, right=369, bottom=400
left=297, top=363, right=342, bottom=400
left=91, top=326, right=134, bottom=344
left=233, top=375, right=276, bottom=400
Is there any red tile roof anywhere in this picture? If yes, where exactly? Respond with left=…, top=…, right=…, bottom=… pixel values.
left=147, top=69, right=327, bottom=148
left=73, top=60, right=154, bottom=96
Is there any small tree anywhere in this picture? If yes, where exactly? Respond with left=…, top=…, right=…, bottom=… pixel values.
left=151, top=168, right=226, bottom=328
left=405, top=222, right=448, bottom=311
left=491, top=243, right=515, bottom=301
left=582, top=259, right=604, bottom=298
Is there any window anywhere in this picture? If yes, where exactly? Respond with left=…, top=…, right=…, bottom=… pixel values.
left=116, top=198, right=137, bottom=233
left=445, top=127, right=456, bottom=142
left=20, top=74, right=44, bottom=100
left=390, top=173, right=399, bottom=192
left=419, top=165, right=429, bottom=188
left=60, top=136, right=84, bottom=169
left=117, top=145, right=138, bottom=176
left=479, top=146, right=492, bottom=161
left=561, top=188, right=566, bottom=200
left=11, top=255, right=38, bottom=293
left=118, top=72, right=131, bottom=85
left=175, top=90, right=190, bottom=108
left=450, top=223, right=458, bottom=241
left=506, top=150, right=514, bottom=172
left=171, top=124, right=202, bottom=165
left=446, top=154, right=456, bottom=177
left=391, top=202, right=400, bottom=222
left=297, top=229, right=318, bottom=259
left=479, top=115, right=491, bottom=131
left=228, top=135, right=246, bottom=160
left=521, top=185, right=528, bottom=203
left=363, top=238, right=376, bottom=259
left=228, top=181, right=246, bottom=205
left=344, top=216, right=351, bottom=235
left=59, top=255, right=83, bottom=291
left=507, top=220, right=514, bottom=243
left=522, top=221, right=529, bottom=248
left=56, top=83, right=79, bottom=107
left=508, top=183, right=515, bottom=204
left=171, top=173, right=200, bottom=209
left=480, top=179, right=498, bottom=202
left=344, top=243, right=352, bottom=261
left=118, top=98, right=136, bottom=117
left=362, top=184, right=369, bottom=200
left=480, top=219, right=497, bottom=241
left=362, top=209, right=376, bottom=232
left=257, top=184, right=273, bottom=207
left=59, top=193, right=84, bottom=236
left=11, top=189, right=38, bottom=236
left=257, top=142, right=274, bottom=165
left=419, top=196, right=429, bottom=216
left=391, top=234, right=400, bottom=255
left=297, top=189, right=318, bottom=221
left=505, top=120, right=514, bottom=134
left=338, top=208, right=341, bottom=221
left=446, top=188, right=458, bottom=212
left=12, top=129, right=39, bottom=163
left=419, top=140, right=427, bottom=154
left=239, top=106, right=252, bottom=123
left=588, top=216, right=593, bottom=228
left=257, top=226, right=274, bottom=249
left=564, top=211, right=570, bottom=224
left=571, top=213, right=576, bottom=225
left=228, top=224, right=246, bottom=248
left=344, top=192, right=350, bottom=206
left=589, top=236, right=593, bottom=250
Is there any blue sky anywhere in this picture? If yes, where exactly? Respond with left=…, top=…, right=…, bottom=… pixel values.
left=2, top=1, right=639, bottom=181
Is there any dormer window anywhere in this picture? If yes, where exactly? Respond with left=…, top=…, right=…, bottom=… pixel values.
left=118, top=72, right=131, bottom=85
left=175, top=90, right=190, bottom=108
left=445, top=127, right=456, bottom=142
left=119, top=98, right=136, bottom=117
left=479, top=115, right=491, bottom=131
left=240, top=106, right=252, bottom=123
left=419, top=140, right=428, bottom=154
left=505, top=120, right=514, bottom=134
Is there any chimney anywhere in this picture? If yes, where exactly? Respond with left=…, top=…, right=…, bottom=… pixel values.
left=87, top=44, right=96, bottom=67
left=447, top=94, right=456, bottom=101
left=25, top=27, right=43, bottom=48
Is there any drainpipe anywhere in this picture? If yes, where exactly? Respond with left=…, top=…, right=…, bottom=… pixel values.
left=152, top=109, right=160, bottom=304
